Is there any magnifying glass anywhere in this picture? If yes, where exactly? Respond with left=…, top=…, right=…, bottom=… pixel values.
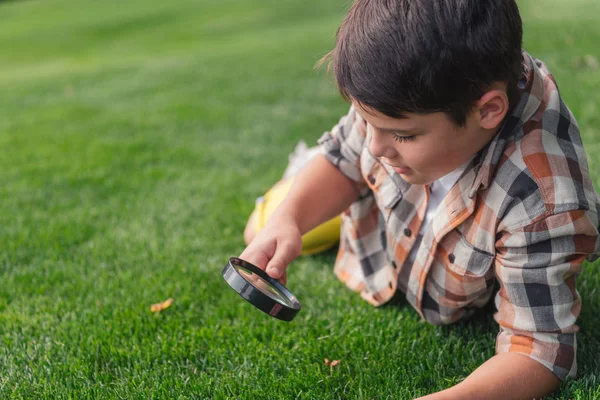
left=221, top=257, right=301, bottom=321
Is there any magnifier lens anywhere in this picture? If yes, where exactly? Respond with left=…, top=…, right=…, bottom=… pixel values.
left=221, top=257, right=301, bottom=321
left=236, top=266, right=294, bottom=307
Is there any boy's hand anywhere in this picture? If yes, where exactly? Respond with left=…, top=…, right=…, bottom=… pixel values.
left=239, top=216, right=302, bottom=285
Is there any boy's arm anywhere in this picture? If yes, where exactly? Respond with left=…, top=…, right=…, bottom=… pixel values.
left=272, top=154, right=362, bottom=235
left=275, top=104, right=368, bottom=234
left=240, top=154, right=362, bottom=279
left=417, top=353, right=560, bottom=400
left=241, top=107, right=368, bottom=277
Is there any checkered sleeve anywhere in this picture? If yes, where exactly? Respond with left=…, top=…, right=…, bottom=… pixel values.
left=494, top=209, right=600, bottom=380
left=317, top=106, right=367, bottom=183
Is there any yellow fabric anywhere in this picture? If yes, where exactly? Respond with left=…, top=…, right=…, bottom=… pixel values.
left=253, top=177, right=341, bottom=255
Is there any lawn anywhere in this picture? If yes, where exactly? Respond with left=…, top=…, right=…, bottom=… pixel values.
left=1, top=0, right=599, bottom=398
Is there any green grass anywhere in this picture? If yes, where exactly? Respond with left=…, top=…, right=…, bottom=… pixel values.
left=1, top=0, right=599, bottom=398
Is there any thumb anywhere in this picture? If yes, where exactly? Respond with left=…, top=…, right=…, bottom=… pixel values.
left=265, top=240, right=300, bottom=280
left=239, top=248, right=271, bottom=272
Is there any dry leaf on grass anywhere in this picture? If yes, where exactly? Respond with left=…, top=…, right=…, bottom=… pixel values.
left=150, top=298, right=174, bottom=313
left=324, top=358, right=341, bottom=374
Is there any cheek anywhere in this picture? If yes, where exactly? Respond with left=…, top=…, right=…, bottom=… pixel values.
left=406, top=138, right=459, bottom=175
left=404, top=142, right=442, bottom=170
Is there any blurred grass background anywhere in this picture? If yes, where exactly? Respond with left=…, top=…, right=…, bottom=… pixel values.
left=0, top=0, right=599, bottom=398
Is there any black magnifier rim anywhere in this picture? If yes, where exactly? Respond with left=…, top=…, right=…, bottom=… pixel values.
left=221, top=257, right=301, bottom=321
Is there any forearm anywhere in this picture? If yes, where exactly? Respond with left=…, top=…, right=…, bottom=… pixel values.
left=418, top=353, right=561, bottom=400
left=272, top=154, right=361, bottom=234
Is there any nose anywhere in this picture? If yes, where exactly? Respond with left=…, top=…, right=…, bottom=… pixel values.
left=368, top=126, right=398, bottom=159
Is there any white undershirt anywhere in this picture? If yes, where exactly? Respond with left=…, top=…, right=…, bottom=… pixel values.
left=406, top=159, right=472, bottom=264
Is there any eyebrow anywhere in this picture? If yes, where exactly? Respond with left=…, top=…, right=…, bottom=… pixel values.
left=355, top=108, right=414, bottom=133
left=369, top=123, right=415, bottom=134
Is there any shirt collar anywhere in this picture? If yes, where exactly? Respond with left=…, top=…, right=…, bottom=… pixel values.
left=467, top=51, right=544, bottom=198
left=431, top=157, right=473, bottom=198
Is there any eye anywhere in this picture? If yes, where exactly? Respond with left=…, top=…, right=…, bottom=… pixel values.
left=392, top=132, right=416, bottom=142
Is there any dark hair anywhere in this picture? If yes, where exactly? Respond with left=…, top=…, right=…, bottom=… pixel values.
left=322, top=0, right=523, bottom=126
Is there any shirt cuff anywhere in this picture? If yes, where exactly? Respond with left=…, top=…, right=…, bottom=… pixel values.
left=496, top=328, right=577, bottom=381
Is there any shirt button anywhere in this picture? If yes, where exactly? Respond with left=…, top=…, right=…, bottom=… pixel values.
left=367, top=175, right=376, bottom=185
left=404, top=228, right=411, bottom=237
left=448, top=253, right=455, bottom=263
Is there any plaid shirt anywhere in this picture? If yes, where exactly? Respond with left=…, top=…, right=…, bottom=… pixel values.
left=318, top=51, right=600, bottom=381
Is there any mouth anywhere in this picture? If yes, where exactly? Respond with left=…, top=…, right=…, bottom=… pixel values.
left=393, top=167, right=411, bottom=174
left=387, top=164, right=411, bottom=174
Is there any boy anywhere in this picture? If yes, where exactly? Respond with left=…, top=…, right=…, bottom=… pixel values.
left=240, top=1, right=600, bottom=398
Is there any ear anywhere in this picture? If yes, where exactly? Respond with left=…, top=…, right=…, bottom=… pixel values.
left=476, top=88, right=509, bottom=130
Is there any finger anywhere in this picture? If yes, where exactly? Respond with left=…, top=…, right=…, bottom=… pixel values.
left=239, top=248, right=270, bottom=271
left=279, top=271, right=287, bottom=286
left=265, top=241, right=299, bottom=280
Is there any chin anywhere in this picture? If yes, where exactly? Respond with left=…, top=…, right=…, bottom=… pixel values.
left=400, top=174, right=430, bottom=186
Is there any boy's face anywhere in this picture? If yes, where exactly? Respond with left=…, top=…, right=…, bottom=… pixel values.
left=353, top=101, right=499, bottom=186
